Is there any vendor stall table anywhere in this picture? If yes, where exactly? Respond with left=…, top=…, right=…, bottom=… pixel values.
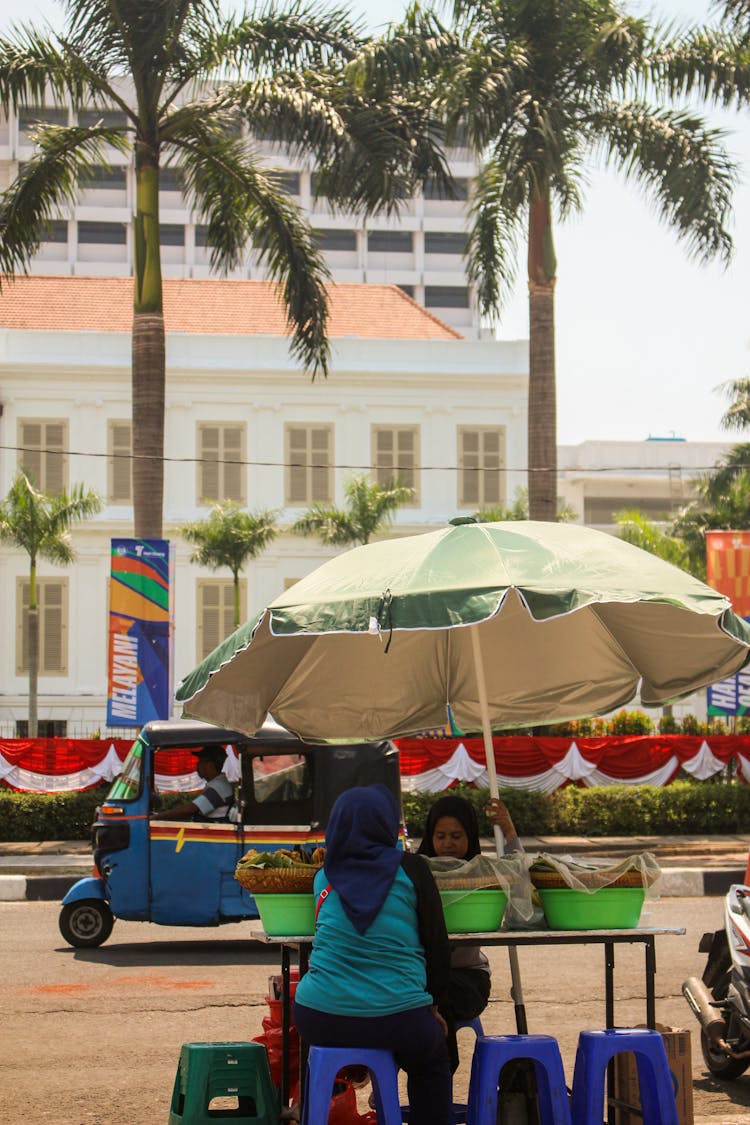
left=250, top=925, right=685, bottom=1115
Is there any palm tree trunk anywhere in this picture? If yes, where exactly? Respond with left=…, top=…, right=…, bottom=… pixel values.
left=527, top=188, right=558, bottom=522
left=28, top=562, right=38, bottom=738
left=132, top=147, right=165, bottom=539
left=233, top=572, right=241, bottom=629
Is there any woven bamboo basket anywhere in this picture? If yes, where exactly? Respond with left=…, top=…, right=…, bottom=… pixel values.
left=530, top=868, right=652, bottom=890
left=234, top=865, right=321, bottom=894
left=435, top=874, right=508, bottom=891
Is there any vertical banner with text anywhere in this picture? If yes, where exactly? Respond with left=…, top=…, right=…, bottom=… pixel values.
left=107, top=538, right=174, bottom=727
left=706, top=530, right=750, bottom=715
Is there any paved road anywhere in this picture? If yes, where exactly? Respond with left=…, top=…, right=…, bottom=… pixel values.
left=2, top=898, right=749, bottom=1123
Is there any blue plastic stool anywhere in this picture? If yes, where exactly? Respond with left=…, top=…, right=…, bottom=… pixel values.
left=168, top=1041, right=279, bottom=1124
left=401, top=1017, right=485, bottom=1123
left=466, top=1034, right=572, bottom=1125
left=301, top=1046, right=402, bottom=1125
left=571, top=1029, right=679, bottom=1125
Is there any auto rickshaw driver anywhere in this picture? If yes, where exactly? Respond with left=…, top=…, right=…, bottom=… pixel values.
left=157, top=745, right=236, bottom=821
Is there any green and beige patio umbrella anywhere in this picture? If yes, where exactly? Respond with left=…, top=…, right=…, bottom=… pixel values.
left=178, top=518, right=750, bottom=1027
left=177, top=518, right=750, bottom=812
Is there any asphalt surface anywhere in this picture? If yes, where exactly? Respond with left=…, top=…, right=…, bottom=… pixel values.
left=1, top=833, right=749, bottom=899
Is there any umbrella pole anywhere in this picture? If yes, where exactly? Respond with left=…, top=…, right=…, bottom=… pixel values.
left=470, top=625, right=529, bottom=1035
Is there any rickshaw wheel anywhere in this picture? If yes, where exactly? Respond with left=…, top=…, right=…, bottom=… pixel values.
left=59, top=900, right=114, bottom=948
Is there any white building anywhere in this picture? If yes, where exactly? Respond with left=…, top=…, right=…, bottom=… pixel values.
left=558, top=438, right=731, bottom=529
left=0, top=275, right=527, bottom=735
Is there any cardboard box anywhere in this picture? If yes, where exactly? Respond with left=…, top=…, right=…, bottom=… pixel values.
left=613, top=1025, right=694, bottom=1125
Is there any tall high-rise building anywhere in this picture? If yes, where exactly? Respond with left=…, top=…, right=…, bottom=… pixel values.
left=0, top=99, right=482, bottom=337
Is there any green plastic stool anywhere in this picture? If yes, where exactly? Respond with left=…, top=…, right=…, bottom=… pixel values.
left=168, top=1041, right=280, bottom=1124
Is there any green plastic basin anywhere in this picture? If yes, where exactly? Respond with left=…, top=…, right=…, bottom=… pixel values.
left=439, top=889, right=507, bottom=933
left=538, top=887, right=645, bottom=930
left=254, top=892, right=316, bottom=936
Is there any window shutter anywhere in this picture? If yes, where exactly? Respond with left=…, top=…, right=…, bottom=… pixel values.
left=223, top=426, right=244, bottom=503
left=110, top=423, right=132, bottom=503
left=20, top=422, right=42, bottom=486
left=310, top=428, right=331, bottom=502
left=199, top=426, right=220, bottom=502
left=42, top=582, right=65, bottom=673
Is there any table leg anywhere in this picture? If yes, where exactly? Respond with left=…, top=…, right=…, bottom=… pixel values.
left=645, top=937, right=656, bottom=1029
left=604, top=941, right=615, bottom=1028
left=281, top=945, right=291, bottom=1109
left=605, top=941, right=616, bottom=1125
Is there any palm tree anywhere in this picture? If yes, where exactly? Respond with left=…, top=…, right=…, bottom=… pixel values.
left=179, top=501, right=278, bottom=628
left=0, top=1, right=449, bottom=539
left=291, top=474, right=413, bottom=546
left=615, top=508, right=695, bottom=572
left=0, top=472, right=101, bottom=736
left=407, top=0, right=736, bottom=519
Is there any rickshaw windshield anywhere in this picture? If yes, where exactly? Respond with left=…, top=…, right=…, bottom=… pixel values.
left=252, top=752, right=310, bottom=803
left=106, top=739, right=143, bottom=801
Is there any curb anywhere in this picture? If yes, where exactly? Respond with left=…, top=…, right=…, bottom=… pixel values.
left=0, top=868, right=747, bottom=903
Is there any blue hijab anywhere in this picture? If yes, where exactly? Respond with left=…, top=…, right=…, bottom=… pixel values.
left=324, top=784, right=402, bottom=935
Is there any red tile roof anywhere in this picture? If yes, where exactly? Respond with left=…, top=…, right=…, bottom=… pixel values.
left=0, top=275, right=462, bottom=339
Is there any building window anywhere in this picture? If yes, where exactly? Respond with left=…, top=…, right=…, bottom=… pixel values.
left=397, top=284, right=414, bottom=298
left=18, top=105, right=68, bottom=142
left=285, top=425, right=333, bottom=505
left=313, top=228, right=357, bottom=252
left=40, top=220, right=68, bottom=244
left=423, top=176, right=470, bottom=201
left=15, top=719, right=67, bottom=737
left=16, top=577, right=68, bottom=675
left=78, top=220, right=127, bottom=245
left=160, top=224, right=184, bottom=246
left=368, top=231, right=413, bottom=254
left=197, top=424, right=245, bottom=504
left=18, top=419, right=67, bottom=493
left=425, top=285, right=470, bottom=308
left=195, top=225, right=211, bottom=247
left=108, top=421, right=132, bottom=504
left=458, top=427, right=506, bottom=507
left=425, top=232, right=468, bottom=255
left=372, top=426, right=419, bottom=504
left=159, top=167, right=184, bottom=193
left=81, top=165, right=127, bottom=189
left=77, top=108, right=128, bottom=130
left=197, top=579, right=246, bottom=661
left=272, top=171, right=301, bottom=196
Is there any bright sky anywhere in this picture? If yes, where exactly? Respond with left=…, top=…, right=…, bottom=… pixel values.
left=0, top=0, right=747, bottom=447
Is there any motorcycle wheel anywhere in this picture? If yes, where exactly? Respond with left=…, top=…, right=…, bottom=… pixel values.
left=59, top=899, right=114, bottom=948
left=701, top=1028, right=750, bottom=1080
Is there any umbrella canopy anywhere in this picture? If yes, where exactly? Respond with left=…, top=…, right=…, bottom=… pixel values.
left=177, top=520, right=750, bottom=742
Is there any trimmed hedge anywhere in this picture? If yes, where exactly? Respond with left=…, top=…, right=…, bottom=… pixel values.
left=402, top=780, right=750, bottom=840
left=2, top=779, right=749, bottom=842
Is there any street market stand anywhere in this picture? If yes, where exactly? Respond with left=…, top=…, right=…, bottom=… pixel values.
left=250, top=924, right=686, bottom=1111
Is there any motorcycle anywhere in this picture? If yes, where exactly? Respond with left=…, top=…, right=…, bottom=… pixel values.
left=682, top=882, right=750, bottom=1080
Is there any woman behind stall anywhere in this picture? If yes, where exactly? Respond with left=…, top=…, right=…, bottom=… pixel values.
left=417, top=793, right=523, bottom=1072
left=293, top=784, right=453, bottom=1125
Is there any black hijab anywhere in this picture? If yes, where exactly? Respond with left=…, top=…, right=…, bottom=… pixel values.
left=417, top=794, right=481, bottom=860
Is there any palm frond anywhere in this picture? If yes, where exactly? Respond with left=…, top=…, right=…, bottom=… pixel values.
left=0, top=122, right=132, bottom=277
left=165, top=109, right=331, bottom=375
left=209, top=2, right=363, bottom=78
left=466, top=160, right=522, bottom=318
left=591, top=100, right=736, bottom=264
left=649, top=25, right=750, bottom=108
left=0, top=24, right=87, bottom=113
left=717, top=377, right=750, bottom=432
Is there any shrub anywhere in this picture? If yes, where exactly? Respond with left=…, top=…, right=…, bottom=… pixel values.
left=4, top=778, right=750, bottom=842
left=658, top=714, right=679, bottom=734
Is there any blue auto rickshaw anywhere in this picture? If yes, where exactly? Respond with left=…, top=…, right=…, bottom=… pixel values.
left=59, top=718, right=401, bottom=947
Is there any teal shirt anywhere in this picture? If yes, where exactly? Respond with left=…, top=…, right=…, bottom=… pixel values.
left=294, top=865, right=433, bottom=1017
